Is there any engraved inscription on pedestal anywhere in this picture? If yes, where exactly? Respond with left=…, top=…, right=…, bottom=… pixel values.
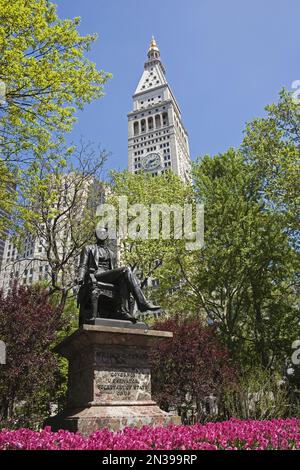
left=95, top=368, right=151, bottom=402
left=94, top=346, right=152, bottom=402
left=95, top=346, right=148, bottom=369
left=67, top=345, right=153, bottom=407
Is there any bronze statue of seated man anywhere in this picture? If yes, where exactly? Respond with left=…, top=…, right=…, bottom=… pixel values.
left=77, top=227, right=161, bottom=324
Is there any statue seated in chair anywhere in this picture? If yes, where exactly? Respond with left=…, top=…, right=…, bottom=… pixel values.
left=77, top=227, right=161, bottom=325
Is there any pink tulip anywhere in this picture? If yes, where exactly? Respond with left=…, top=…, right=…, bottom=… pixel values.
left=0, top=418, right=299, bottom=450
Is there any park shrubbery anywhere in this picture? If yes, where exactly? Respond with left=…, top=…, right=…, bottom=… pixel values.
left=151, top=315, right=237, bottom=422
left=150, top=316, right=300, bottom=423
left=0, top=290, right=298, bottom=429
left=0, top=285, right=67, bottom=429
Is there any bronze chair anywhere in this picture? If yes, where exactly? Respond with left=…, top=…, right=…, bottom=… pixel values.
left=78, top=268, right=134, bottom=325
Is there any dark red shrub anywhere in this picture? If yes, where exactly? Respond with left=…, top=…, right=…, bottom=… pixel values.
left=151, top=315, right=237, bottom=421
left=0, top=285, right=64, bottom=427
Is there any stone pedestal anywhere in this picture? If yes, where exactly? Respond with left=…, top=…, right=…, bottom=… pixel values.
left=45, top=320, right=179, bottom=434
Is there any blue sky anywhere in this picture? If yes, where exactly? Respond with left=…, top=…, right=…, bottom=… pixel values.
left=57, top=0, right=300, bottom=172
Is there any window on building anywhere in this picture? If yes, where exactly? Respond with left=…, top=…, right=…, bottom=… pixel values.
left=162, top=112, right=169, bottom=126
left=148, top=116, right=154, bottom=131
left=155, top=114, right=161, bottom=129
left=133, top=121, right=139, bottom=136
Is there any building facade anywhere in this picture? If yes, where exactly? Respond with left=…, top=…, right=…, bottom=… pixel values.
left=0, top=234, right=50, bottom=292
left=128, top=37, right=191, bottom=180
left=0, top=180, right=16, bottom=270
left=0, top=213, right=6, bottom=269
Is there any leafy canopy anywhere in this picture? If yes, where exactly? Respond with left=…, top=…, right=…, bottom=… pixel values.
left=0, top=0, right=111, bottom=163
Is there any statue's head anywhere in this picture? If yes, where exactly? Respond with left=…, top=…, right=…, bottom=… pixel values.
left=95, top=226, right=108, bottom=243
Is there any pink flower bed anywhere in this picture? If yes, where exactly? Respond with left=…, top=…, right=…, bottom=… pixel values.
left=0, top=418, right=299, bottom=450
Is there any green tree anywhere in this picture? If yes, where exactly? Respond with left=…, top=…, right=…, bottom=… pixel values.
left=106, top=170, right=196, bottom=312
left=0, top=160, right=16, bottom=237
left=0, top=0, right=111, bottom=164
left=191, top=149, right=299, bottom=369
left=242, top=89, right=300, bottom=239
left=11, top=141, right=107, bottom=311
left=0, top=0, right=111, bottom=277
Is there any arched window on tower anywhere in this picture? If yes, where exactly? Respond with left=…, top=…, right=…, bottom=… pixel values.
left=133, top=121, right=139, bottom=136
left=148, top=116, right=154, bottom=131
left=141, top=119, right=146, bottom=133
left=162, top=112, right=169, bottom=126
left=155, top=114, right=161, bottom=129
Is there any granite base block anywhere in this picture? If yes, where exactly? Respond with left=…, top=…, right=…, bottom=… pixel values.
left=45, top=323, right=180, bottom=434
left=46, top=403, right=179, bottom=435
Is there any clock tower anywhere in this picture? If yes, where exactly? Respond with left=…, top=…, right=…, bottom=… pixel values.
left=128, top=37, right=191, bottom=181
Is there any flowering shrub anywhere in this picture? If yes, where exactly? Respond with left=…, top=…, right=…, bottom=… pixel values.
left=151, top=316, right=237, bottom=420
left=0, top=285, right=65, bottom=428
left=0, top=418, right=299, bottom=450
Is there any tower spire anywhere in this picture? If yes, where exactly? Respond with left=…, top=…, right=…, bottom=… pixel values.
left=148, top=35, right=160, bottom=59
left=128, top=37, right=191, bottom=181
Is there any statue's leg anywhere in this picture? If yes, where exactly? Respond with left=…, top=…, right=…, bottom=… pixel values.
left=95, top=269, right=136, bottom=321
left=121, top=268, right=147, bottom=308
left=95, top=268, right=131, bottom=312
left=95, top=268, right=160, bottom=313
left=95, top=267, right=126, bottom=283
left=118, top=281, right=130, bottom=312
left=90, top=287, right=100, bottom=319
left=122, top=268, right=161, bottom=313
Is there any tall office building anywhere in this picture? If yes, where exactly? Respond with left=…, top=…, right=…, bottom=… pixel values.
left=128, top=37, right=191, bottom=180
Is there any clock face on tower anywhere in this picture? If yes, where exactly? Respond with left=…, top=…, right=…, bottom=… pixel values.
left=142, top=152, right=162, bottom=171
